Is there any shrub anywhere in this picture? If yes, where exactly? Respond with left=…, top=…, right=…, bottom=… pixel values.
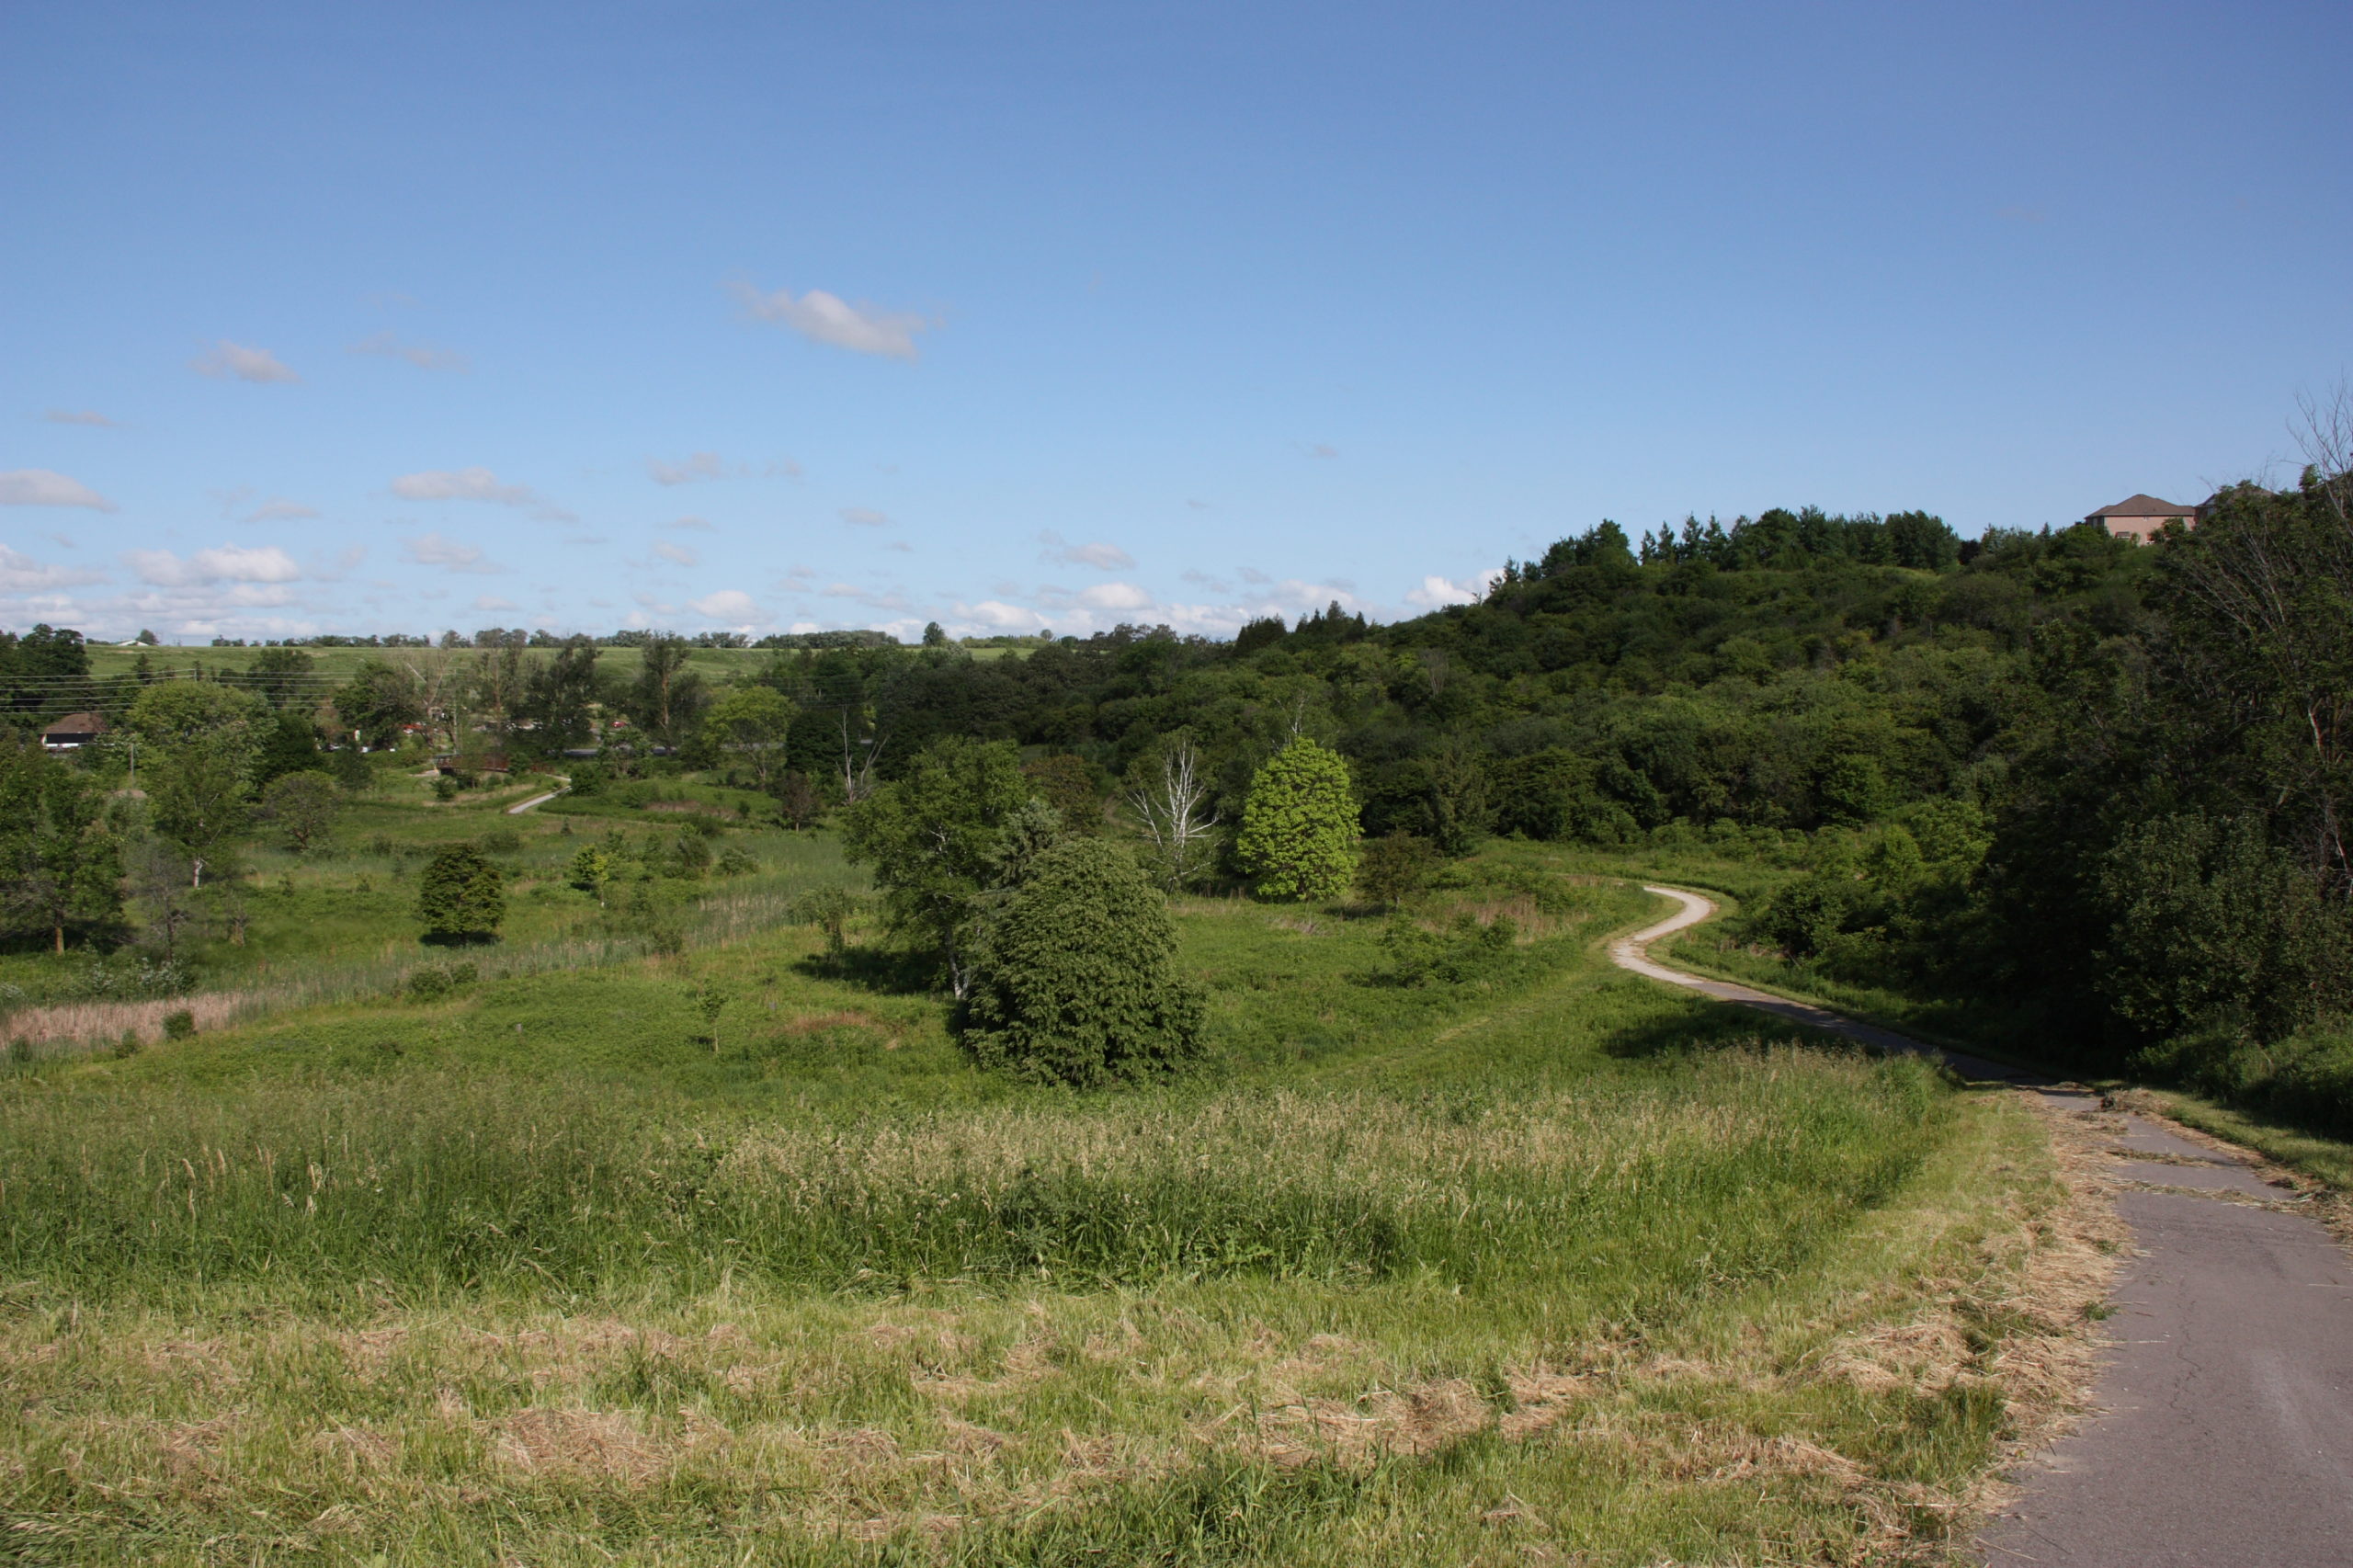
left=415, top=844, right=506, bottom=941
left=404, top=961, right=479, bottom=1001
left=1236, top=739, right=1359, bottom=902
left=1356, top=832, right=1437, bottom=909
left=1370, top=914, right=1518, bottom=987
left=792, top=885, right=859, bottom=958
left=112, top=1030, right=140, bottom=1059
left=161, top=1009, right=196, bottom=1040
left=477, top=828, right=522, bottom=856
left=956, top=836, right=1206, bottom=1086
left=715, top=845, right=757, bottom=877
left=432, top=777, right=458, bottom=802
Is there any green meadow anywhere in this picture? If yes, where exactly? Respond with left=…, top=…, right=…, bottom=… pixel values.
left=0, top=825, right=2097, bottom=1565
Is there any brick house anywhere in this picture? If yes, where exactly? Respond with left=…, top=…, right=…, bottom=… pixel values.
left=2086, top=494, right=2199, bottom=544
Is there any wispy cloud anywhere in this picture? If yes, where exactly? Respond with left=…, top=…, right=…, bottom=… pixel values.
left=401, top=532, right=503, bottom=574
left=648, top=450, right=725, bottom=485
left=472, top=595, right=520, bottom=612
left=1076, top=581, right=1153, bottom=611
left=840, top=506, right=891, bottom=528
left=349, top=330, right=470, bottom=372
left=731, top=280, right=933, bottom=360
left=0, top=545, right=108, bottom=594
left=665, top=516, right=714, bottom=531
left=245, top=498, right=321, bottom=522
left=1306, top=442, right=1339, bottom=460
left=652, top=541, right=699, bottom=566
left=1039, top=530, right=1135, bottom=570
left=0, top=469, right=117, bottom=511
left=124, top=544, right=304, bottom=587
left=192, top=340, right=301, bottom=383
left=390, top=466, right=574, bottom=521
left=822, top=582, right=913, bottom=611
left=41, top=409, right=119, bottom=427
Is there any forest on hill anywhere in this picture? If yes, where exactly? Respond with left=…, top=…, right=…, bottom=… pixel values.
left=5, top=475, right=2349, bottom=1125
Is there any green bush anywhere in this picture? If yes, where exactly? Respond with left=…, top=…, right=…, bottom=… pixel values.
left=957, top=837, right=1207, bottom=1086
left=477, top=828, right=522, bottom=856
left=1370, top=914, right=1518, bottom=987
left=404, top=961, right=479, bottom=1001
left=415, top=844, right=506, bottom=941
left=161, top=1009, right=197, bottom=1040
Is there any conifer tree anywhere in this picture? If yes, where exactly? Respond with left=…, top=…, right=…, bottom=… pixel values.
left=416, top=843, right=506, bottom=940
left=1236, top=738, right=1360, bottom=902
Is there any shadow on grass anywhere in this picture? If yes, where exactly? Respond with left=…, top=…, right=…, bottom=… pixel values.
left=793, top=944, right=936, bottom=996
left=1597, top=996, right=1845, bottom=1062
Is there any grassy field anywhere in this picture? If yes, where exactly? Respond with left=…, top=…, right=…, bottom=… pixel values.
left=0, top=827, right=2110, bottom=1565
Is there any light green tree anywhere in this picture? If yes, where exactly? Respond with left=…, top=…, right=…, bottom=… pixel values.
left=260, top=769, right=343, bottom=853
left=147, top=737, right=251, bottom=889
left=700, top=685, right=797, bottom=789
left=1235, top=738, right=1360, bottom=902
left=841, top=736, right=1035, bottom=995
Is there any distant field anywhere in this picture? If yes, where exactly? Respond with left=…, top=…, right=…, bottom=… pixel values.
left=78, top=639, right=1034, bottom=685
left=0, top=830, right=2097, bottom=1565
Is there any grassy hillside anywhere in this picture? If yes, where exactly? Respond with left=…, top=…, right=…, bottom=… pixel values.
left=0, top=851, right=2103, bottom=1565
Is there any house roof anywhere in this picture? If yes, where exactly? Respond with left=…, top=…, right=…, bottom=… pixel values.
left=41, top=711, right=108, bottom=735
left=2087, top=494, right=2196, bottom=518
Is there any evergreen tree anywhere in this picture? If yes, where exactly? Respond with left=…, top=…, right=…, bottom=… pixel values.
left=1236, top=739, right=1360, bottom=902
left=956, top=836, right=1206, bottom=1085
left=416, top=843, right=506, bottom=940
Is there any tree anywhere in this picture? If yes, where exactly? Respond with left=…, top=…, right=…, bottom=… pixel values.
left=1356, top=832, right=1437, bottom=910
left=126, top=680, right=267, bottom=763
left=956, top=836, right=1206, bottom=1085
left=332, top=660, right=424, bottom=750
left=146, top=737, right=249, bottom=888
left=260, top=769, right=343, bottom=853
left=1024, top=753, right=1101, bottom=835
left=567, top=845, right=615, bottom=903
left=628, top=634, right=708, bottom=755
left=701, top=685, right=797, bottom=789
left=416, top=843, right=506, bottom=941
left=923, top=621, right=949, bottom=647
left=841, top=736, right=1034, bottom=994
left=517, top=636, right=605, bottom=756
left=1124, top=734, right=1220, bottom=890
left=773, top=769, right=825, bottom=831
left=253, top=710, right=323, bottom=789
left=236, top=646, right=317, bottom=710
left=1236, top=738, right=1360, bottom=902
left=0, top=744, right=120, bottom=952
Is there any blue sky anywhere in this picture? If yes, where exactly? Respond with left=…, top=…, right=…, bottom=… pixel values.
left=4, top=0, right=2348, bottom=642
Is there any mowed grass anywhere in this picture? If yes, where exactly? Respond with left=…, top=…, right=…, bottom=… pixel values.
left=0, top=859, right=2096, bottom=1565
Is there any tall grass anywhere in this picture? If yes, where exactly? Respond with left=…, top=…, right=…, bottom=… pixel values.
left=0, top=1050, right=1942, bottom=1312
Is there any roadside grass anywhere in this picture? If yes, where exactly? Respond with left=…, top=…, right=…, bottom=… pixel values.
left=0, top=867, right=2106, bottom=1564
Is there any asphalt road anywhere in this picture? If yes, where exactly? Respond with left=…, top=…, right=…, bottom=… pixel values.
left=1612, top=885, right=2353, bottom=1568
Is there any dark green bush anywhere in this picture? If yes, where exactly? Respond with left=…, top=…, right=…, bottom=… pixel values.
left=161, top=1009, right=196, bottom=1040
left=415, top=844, right=506, bottom=941
left=1370, top=914, right=1518, bottom=987
left=956, top=837, right=1207, bottom=1086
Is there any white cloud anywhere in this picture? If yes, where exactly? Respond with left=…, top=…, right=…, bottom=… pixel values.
left=391, top=466, right=573, bottom=521
left=767, top=458, right=805, bottom=479
left=192, top=340, right=301, bottom=383
left=0, top=545, right=107, bottom=594
left=1186, top=498, right=1211, bottom=510
left=246, top=497, right=321, bottom=522
left=730, top=280, right=933, bottom=360
left=349, top=331, right=470, bottom=372
left=649, top=450, right=726, bottom=485
left=1040, top=530, right=1135, bottom=570
left=653, top=541, right=699, bottom=566
left=1077, top=581, right=1154, bottom=611
left=472, top=595, right=520, bottom=612
left=840, top=506, right=891, bottom=528
left=42, top=409, right=119, bottom=427
left=124, top=544, right=304, bottom=586
left=691, top=588, right=766, bottom=623
left=401, top=532, right=502, bottom=574
left=883, top=540, right=914, bottom=553
left=0, top=468, right=117, bottom=510
left=1404, top=571, right=1502, bottom=608
left=665, top=516, right=714, bottom=531
left=958, top=599, right=1047, bottom=630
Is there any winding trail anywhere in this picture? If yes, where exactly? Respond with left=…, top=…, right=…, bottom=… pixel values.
left=506, top=790, right=563, bottom=815
left=1612, top=884, right=2353, bottom=1568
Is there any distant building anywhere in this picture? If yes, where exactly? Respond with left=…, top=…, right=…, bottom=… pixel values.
left=40, top=711, right=108, bottom=751
left=2086, top=494, right=2198, bottom=544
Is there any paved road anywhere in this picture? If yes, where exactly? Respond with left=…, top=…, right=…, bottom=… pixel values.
left=1612, top=884, right=2353, bottom=1568
left=506, top=790, right=563, bottom=814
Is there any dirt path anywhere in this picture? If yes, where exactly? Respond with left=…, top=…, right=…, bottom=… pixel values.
left=506, top=790, right=563, bottom=814
left=1613, top=884, right=2353, bottom=1567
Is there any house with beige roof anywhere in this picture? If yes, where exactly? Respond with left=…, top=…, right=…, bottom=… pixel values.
left=2086, top=494, right=2198, bottom=543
